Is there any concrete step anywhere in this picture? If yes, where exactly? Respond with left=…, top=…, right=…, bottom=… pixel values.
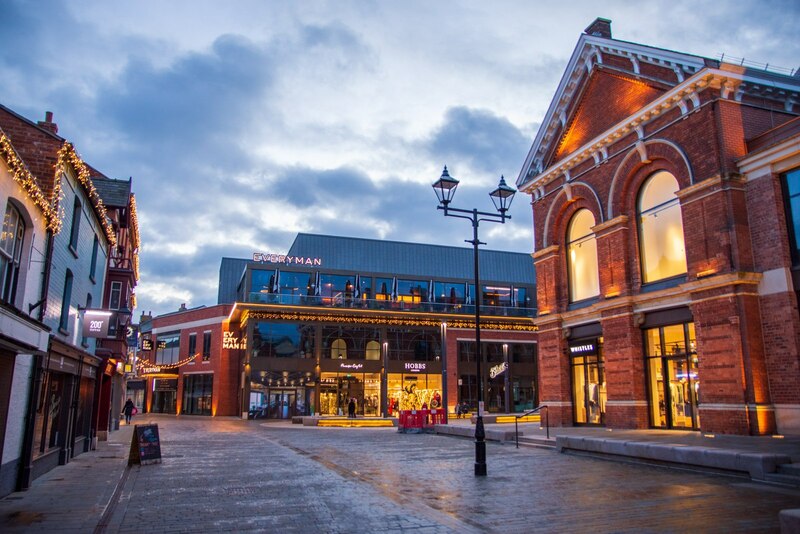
left=761, top=472, right=800, bottom=488
left=514, top=436, right=557, bottom=450
left=777, top=462, right=800, bottom=476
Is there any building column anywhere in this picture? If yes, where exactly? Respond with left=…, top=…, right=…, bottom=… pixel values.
left=535, top=318, right=571, bottom=426
left=601, top=307, right=649, bottom=428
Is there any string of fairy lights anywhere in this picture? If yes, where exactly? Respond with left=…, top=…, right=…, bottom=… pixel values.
left=56, top=142, right=117, bottom=247
left=0, top=134, right=61, bottom=232
left=136, top=352, right=198, bottom=371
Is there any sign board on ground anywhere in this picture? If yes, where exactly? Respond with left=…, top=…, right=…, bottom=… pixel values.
left=129, top=424, right=162, bottom=465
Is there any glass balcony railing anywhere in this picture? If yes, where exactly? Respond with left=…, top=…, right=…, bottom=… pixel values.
left=246, top=292, right=536, bottom=318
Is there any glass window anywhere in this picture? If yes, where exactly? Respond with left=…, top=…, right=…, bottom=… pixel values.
left=156, top=332, right=180, bottom=365
left=638, top=171, right=687, bottom=283
left=109, top=281, right=122, bottom=309
left=188, top=333, right=197, bottom=361
left=69, top=197, right=81, bottom=251
left=202, top=331, right=212, bottom=361
left=89, top=236, right=99, bottom=281
left=0, top=202, right=26, bottom=304
left=252, top=322, right=314, bottom=358
left=182, top=374, right=213, bottom=415
left=782, top=167, right=800, bottom=265
left=81, top=293, right=92, bottom=346
left=567, top=209, right=600, bottom=302
left=366, top=340, right=381, bottom=360
left=59, top=270, right=74, bottom=331
left=331, top=338, right=347, bottom=359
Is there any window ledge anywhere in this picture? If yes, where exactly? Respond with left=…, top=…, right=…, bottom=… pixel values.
left=68, top=245, right=79, bottom=259
left=640, top=275, right=686, bottom=294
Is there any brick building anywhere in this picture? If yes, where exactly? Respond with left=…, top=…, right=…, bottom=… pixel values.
left=515, top=19, right=800, bottom=435
left=139, top=233, right=538, bottom=419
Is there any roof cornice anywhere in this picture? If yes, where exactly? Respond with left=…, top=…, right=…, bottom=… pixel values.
left=519, top=67, right=800, bottom=194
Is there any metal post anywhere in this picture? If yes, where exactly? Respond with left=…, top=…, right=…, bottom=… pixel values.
left=471, top=210, right=487, bottom=477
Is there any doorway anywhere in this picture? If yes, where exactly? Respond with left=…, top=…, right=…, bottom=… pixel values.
left=645, top=323, right=700, bottom=430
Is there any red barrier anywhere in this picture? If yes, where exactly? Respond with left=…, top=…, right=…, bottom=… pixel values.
left=398, top=409, right=447, bottom=432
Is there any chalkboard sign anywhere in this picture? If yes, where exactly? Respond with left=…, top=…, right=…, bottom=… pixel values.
left=129, top=424, right=162, bottom=465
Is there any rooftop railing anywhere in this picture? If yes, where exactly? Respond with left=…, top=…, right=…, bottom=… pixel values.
left=246, top=292, right=536, bottom=318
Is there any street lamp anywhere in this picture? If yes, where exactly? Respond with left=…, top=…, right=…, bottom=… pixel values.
left=432, top=165, right=516, bottom=477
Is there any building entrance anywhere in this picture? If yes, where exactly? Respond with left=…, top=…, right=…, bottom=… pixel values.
left=646, top=322, right=700, bottom=430
left=569, top=338, right=606, bottom=425
left=319, top=373, right=380, bottom=416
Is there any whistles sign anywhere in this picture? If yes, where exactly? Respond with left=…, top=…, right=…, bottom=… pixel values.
left=569, top=340, right=598, bottom=356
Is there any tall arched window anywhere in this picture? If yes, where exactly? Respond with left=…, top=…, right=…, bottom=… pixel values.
left=331, top=338, right=347, bottom=359
left=638, top=171, right=687, bottom=283
left=0, top=202, right=26, bottom=305
left=365, top=340, right=381, bottom=360
left=567, top=209, right=600, bottom=302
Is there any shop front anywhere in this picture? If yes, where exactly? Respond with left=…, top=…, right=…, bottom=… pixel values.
left=568, top=323, right=606, bottom=426
left=150, top=377, right=178, bottom=414
left=642, top=308, right=699, bottom=430
left=320, top=360, right=382, bottom=417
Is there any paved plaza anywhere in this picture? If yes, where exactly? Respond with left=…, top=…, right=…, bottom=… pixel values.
left=1, top=415, right=798, bottom=533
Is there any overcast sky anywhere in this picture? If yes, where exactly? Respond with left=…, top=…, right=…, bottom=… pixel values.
left=1, top=1, right=797, bottom=319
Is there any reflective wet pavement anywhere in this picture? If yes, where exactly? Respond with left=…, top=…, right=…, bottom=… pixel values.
left=2, top=415, right=799, bottom=532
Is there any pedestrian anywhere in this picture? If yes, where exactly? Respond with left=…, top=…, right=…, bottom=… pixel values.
left=123, top=398, right=135, bottom=425
left=348, top=398, right=356, bottom=418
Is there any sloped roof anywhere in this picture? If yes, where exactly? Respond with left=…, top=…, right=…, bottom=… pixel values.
left=93, top=176, right=132, bottom=208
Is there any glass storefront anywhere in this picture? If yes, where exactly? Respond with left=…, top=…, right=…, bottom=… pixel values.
left=386, top=372, right=442, bottom=415
left=182, top=373, right=213, bottom=415
left=570, top=338, right=606, bottom=425
left=151, top=378, right=178, bottom=413
left=249, top=385, right=309, bottom=419
left=319, top=372, right=380, bottom=416
left=645, top=322, right=699, bottom=429
left=457, top=341, right=538, bottom=413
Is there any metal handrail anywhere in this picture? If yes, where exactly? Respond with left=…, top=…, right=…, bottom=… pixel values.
left=515, top=405, right=549, bottom=448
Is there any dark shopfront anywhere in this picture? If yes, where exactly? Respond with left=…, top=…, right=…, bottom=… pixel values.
left=457, top=341, right=538, bottom=413
left=568, top=323, right=606, bottom=426
left=30, top=339, right=99, bottom=481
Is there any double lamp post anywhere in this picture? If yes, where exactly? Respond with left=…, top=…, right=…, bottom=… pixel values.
left=432, top=166, right=516, bottom=477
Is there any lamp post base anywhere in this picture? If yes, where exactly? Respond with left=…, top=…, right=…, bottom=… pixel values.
left=474, top=415, right=487, bottom=476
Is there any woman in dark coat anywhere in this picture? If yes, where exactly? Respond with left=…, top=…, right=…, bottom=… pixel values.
left=123, top=398, right=135, bottom=424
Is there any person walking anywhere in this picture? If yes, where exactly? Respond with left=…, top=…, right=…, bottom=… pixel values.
left=348, top=398, right=356, bottom=419
left=123, top=398, right=136, bottom=425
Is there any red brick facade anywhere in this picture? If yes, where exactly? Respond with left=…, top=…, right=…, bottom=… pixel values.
left=517, top=21, right=800, bottom=435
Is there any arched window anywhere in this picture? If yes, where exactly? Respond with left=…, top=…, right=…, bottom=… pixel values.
left=638, top=171, right=687, bottom=283
left=567, top=209, right=600, bottom=302
left=331, top=338, right=347, bottom=359
left=0, top=202, right=26, bottom=305
left=365, top=341, right=381, bottom=360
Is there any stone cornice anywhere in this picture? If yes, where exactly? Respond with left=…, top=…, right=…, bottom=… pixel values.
left=519, top=67, right=800, bottom=195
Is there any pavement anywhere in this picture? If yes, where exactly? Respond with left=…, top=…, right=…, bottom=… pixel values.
left=0, top=414, right=798, bottom=533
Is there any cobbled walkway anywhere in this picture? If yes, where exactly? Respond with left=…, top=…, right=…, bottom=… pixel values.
left=2, top=415, right=799, bottom=532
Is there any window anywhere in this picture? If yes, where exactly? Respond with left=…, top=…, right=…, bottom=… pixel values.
left=59, top=270, right=74, bottom=332
left=188, top=333, right=197, bottom=362
left=69, top=197, right=81, bottom=252
left=89, top=236, right=99, bottom=282
left=331, top=338, right=347, bottom=359
left=366, top=340, right=381, bottom=360
left=109, top=281, right=122, bottom=309
left=567, top=209, right=600, bottom=302
left=638, top=171, right=687, bottom=283
left=81, top=293, right=92, bottom=346
left=156, top=332, right=180, bottom=365
left=202, top=331, right=212, bottom=361
left=0, top=202, right=26, bottom=305
left=781, top=167, right=800, bottom=266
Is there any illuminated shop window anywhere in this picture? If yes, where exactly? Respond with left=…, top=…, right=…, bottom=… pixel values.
left=567, top=209, right=600, bottom=302
left=638, top=171, right=687, bottom=283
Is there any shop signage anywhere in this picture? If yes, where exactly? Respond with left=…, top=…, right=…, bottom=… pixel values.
left=223, top=331, right=243, bottom=350
left=252, top=252, right=322, bottom=266
left=129, top=424, right=162, bottom=466
left=126, top=325, right=139, bottom=347
left=339, top=363, right=363, bottom=370
left=489, top=362, right=508, bottom=379
left=81, top=309, right=114, bottom=338
left=141, top=339, right=153, bottom=351
left=404, top=362, right=427, bottom=373
left=141, top=365, right=162, bottom=374
left=569, top=340, right=597, bottom=356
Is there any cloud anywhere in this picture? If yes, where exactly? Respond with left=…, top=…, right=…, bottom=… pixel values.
left=427, top=107, right=530, bottom=177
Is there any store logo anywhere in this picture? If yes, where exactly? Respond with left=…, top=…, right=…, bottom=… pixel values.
left=141, top=366, right=162, bottom=374
left=223, top=331, right=243, bottom=350
left=404, top=362, right=426, bottom=372
left=489, top=362, right=508, bottom=379
left=339, top=363, right=363, bottom=370
left=569, top=343, right=596, bottom=355
left=252, top=252, right=322, bottom=266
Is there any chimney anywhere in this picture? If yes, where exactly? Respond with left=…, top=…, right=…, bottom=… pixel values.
left=139, top=310, right=152, bottom=323
left=37, top=111, right=58, bottom=134
left=179, top=303, right=187, bottom=311
left=584, top=18, right=612, bottom=39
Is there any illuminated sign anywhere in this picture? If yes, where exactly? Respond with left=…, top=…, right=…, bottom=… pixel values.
left=141, top=366, right=162, bottom=374
left=569, top=342, right=597, bottom=356
left=404, top=362, right=427, bottom=373
left=252, top=252, right=322, bottom=266
left=81, top=309, right=114, bottom=338
left=489, top=362, right=508, bottom=379
left=141, top=339, right=153, bottom=351
left=223, top=331, right=243, bottom=350
left=339, top=363, right=363, bottom=370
